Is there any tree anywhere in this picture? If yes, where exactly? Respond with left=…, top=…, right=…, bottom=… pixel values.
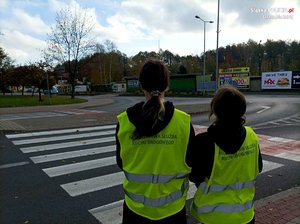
left=104, top=40, right=117, bottom=84
left=178, top=65, right=187, bottom=74
left=44, top=5, right=95, bottom=98
left=9, top=65, right=32, bottom=95
left=0, top=46, right=14, bottom=95
left=27, top=63, right=55, bottom=102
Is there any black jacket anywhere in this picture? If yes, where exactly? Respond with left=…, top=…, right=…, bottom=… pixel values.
left=189, top=123, right=263, bottom=187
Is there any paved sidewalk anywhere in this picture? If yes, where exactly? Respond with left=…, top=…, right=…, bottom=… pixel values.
left=0, top=98, right=299, bottom=224
left=254, top=186, right=300, bottom=224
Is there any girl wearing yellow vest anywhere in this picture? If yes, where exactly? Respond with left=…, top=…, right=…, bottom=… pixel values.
left=116, top=59, right=195, bottom=223
left=190, top=85, right=263, bottom=224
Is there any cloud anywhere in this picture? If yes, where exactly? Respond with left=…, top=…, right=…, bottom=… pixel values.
left=48, top=0, right=71, bottom=12
left=0, top=0, right=298, bottom=64
left=13, top=8, right=50, bottom=34
left=0, top=0, right=6, bottom=9
left=0, top=8, right=50, bottom=36
left=2, top=30, right=46, bottom=64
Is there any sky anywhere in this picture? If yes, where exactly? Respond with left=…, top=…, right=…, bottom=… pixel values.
left=0, top=0, right=299, bottom=65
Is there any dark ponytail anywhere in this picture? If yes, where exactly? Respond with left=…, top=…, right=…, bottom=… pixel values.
left=133, top=59, right=169, bottom=139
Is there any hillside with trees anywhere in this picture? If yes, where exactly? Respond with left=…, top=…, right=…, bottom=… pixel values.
left=1, top=39, right=300, bottom=94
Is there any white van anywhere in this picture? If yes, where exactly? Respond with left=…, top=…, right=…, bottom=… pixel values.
left=43, top=86, right=59, bottom=95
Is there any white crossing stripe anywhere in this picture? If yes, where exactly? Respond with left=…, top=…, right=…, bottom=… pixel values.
left=61, top=172, right=124, bottom=197
left=6, top=125, right=116, bottom=139
left=20, top=137, right=115, bottom=153
left=12, top=130, right=115, bottom=145
left=88, top=183, right=198, bottom=224
left=30, top=145, right=115, bottom=164
left=274, top=153, right=300, bottom=162
left=89, top=200, right=123, bottom=224
left=43, top=156, right=115, bottom=177
left=88, top=160, right=282, bottom=224
left=5, top=124, right=291, bottom=224
left=268, top=137, right=294, bottom=143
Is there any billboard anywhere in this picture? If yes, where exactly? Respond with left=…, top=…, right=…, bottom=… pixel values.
left=292, top=71, right=300, bottom=89
left=261, top=71, right=292, bottom=89
left=219, top=67, right=250, bottom=89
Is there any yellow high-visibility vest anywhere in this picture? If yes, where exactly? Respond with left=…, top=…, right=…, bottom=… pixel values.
left=117, top=109, right=191, bottom=220
left=191, top=126, right=259, bottom=224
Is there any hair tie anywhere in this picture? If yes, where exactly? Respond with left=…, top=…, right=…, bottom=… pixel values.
left=150, top=90, right=161, bottom=97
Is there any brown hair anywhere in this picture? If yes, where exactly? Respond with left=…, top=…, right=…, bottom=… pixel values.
left=133, top=59, right=169, bottom=139
left=209, top=85, right=246, bottom=125
left=139, top=59, right=169, bottom=93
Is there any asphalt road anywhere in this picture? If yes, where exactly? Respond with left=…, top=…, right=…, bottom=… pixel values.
left=0, top=93, right=299, bottom=224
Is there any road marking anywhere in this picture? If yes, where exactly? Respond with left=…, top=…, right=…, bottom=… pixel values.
left=253, top=113, right=300, bottom=129
left=268, top=137, right=294, bottom=143
left=0, top=161, right=30, bottom=169
left=20, top=136, right=115, bottom=153
left=61, top=172, right=124, bottom=197
left=87, top=160, right=284, bottom=224
left=43, top=156, right=115, bottom=177
left=0, top=111, right=72, bottom=121
left=6, top=125, right=116, bottom=139
left=89, top=183, right=198, bottom=224
left=256, top=106, right=271, bottom=114
left=12, top=130, right=115, bottom=145
left=274, top=153, right=300, bottom=162
left=262, top=160, right=284, bottom=173
left=0, top=110, right=100, bottom=121
left=30, top=145, right=115, bottom=164
left=89, top=200, right=123, bottom=224
left=5, top=124, right=296, bottom=224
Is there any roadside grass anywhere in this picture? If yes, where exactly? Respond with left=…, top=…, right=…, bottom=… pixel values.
left=0, top=95, right=87, bottom=107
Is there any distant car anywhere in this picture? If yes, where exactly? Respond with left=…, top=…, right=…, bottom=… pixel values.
left=1, top=89, right=13, bottom=93
left=26, top=88, right=35, bottom=93
left=43, top=86, right=59, bottom=95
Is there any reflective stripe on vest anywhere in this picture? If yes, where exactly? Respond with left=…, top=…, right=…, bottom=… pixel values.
left=124, top=170, right=190, bottom=184
left=192, top=199, right=253, bottom=213
left=198, top=180, right=256, bottom=194
left=125, top=179, right=189, bottom=207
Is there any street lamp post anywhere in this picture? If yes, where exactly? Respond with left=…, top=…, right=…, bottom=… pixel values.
left=216, top=0, right=220, bottom=91
left=258, top=40, right=262, bottom=76
left=195, top=15, right=213, bottom=94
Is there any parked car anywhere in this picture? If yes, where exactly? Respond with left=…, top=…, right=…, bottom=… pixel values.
left=1, top=89, right=13, bottom=93
left=43, top=86, right=59, bottom=95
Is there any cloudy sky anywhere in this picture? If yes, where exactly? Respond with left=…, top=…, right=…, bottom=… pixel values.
left=0, top=0, right=299, bottom=65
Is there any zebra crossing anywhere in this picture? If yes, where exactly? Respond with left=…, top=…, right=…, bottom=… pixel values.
left=5, top=124, right=285, bottom=224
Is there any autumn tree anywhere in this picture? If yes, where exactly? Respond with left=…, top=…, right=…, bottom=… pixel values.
left=45, top=5, right=95, bottom=98
left=0, top=46, right=14, bottom=94
left=9, top=65, right=33, bottom=95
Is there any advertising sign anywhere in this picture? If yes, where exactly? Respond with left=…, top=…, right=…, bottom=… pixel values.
left=261, top=71, right=292, bottom=89
left=219, top=74, right=232, bottom=86
left=75, top=85, right=87, bottom=92
left=232, top=73, right=250, bottom=89
left=292, top=71, right=300, bottom=89
left=219, top=67, right=250, bottom=89
left=127, top=79, right=139, bottom=88
left=219, top=67, right=250, bottom=73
